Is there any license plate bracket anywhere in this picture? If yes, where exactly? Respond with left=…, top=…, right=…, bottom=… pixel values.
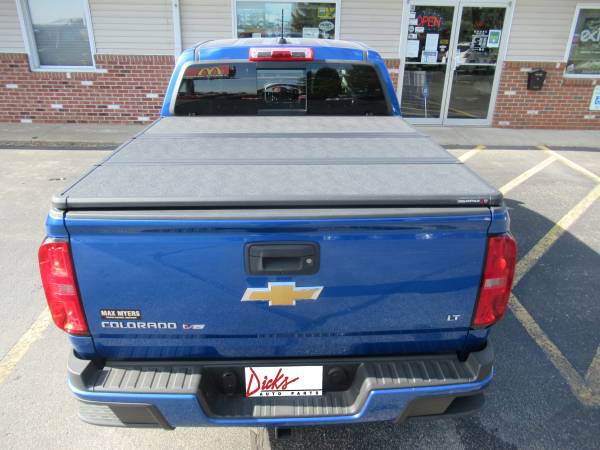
left=245, top=365, right=323, bottom=397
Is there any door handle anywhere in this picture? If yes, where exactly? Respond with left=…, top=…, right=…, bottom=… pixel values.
left=245, top=242, right=320, bottom=275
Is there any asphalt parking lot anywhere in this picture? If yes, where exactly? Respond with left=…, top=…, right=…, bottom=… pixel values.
left=1, top=144, right=599, bottom=449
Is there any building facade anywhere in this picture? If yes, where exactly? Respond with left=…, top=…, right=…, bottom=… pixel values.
left=0, top=0, right=599, bottom=128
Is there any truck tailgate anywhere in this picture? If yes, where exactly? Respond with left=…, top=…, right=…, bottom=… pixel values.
left=65, top=207, right=490, bottom=359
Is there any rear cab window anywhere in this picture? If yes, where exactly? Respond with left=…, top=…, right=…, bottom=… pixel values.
left=173, top=61, right=391, bottom=116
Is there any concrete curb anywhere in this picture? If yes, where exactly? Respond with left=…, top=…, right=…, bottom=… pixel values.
left=0, top=141, right=117, bottom=150
left=3, top=142, right=600, bottom=153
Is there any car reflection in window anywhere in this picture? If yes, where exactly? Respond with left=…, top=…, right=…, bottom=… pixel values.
left=263, top=83, right=304, bottom=103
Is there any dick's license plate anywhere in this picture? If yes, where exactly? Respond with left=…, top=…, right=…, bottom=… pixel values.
left=245, top=366, right=323, bottom=397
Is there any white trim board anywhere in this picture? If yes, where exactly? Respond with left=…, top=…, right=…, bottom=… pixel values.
left=172, top=0, right=182, bottom=57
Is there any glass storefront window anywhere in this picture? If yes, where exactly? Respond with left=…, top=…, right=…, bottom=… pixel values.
left=236, top=1, right=337, bottom=39
left=26, top=0, right=94, bottom=67
left=566, top=7, right=600, bottom=76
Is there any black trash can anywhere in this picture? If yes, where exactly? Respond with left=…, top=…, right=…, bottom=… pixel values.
left=527, top=68, right=547, bottom=91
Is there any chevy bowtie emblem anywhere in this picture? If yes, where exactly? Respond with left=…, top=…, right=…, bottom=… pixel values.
left=242, top=282, right=324, bottom=306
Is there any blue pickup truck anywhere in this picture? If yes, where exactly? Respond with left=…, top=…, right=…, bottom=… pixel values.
left=39, top=39, right=516, bottom=430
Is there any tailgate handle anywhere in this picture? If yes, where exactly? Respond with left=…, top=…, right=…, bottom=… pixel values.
left=245, top=242, right=320, bottom=275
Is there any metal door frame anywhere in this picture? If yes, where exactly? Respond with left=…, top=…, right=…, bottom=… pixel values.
left=397, top=0, right=514, bottom=126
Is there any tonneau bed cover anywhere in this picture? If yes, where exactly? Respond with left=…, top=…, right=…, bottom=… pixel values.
left=53, top=116, right=502, bottom=210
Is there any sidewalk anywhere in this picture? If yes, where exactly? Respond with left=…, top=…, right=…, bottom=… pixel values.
left=0, top=123, right=145, bottom=149
left=416, top=126, right=600, bottom=149
left=0, top=122, right=599, bottom=149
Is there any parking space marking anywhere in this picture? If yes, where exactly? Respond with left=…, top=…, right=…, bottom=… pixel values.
left=510, top=294, right=600, bottom=406
left=0, top=309, right=50, bottom=386
left=513, top=184, right=600, bottom=286
left=539, top=145, right=600, bottom=184
left=458, top=145, right=485, bottom=162
left=489, top=148, right=600, bottom=405
left=509, top=184, right=600, bottom=405
left=499, top=155, right=558, bottom=195
left=586, top=346, right=600, bottom=387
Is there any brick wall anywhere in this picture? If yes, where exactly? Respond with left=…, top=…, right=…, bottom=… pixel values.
left=494, top=61, right=600, bottom=129
left=383, top=58, right=400, bottom=86
left=0, top=53, right=174, bottom=124
left=0, top=54, right=402, bottom=124
left=11, top=54, right=597, bottom=129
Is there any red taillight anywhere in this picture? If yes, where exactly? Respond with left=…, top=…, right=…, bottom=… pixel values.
left=472, top=235, right=517, bottom=328
left=249, top=47, right=314, bottom=61
left=38, top=239, right=89, bottom=335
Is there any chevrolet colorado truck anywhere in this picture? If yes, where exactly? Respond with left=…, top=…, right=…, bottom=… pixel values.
left=39, top=39, right=516, bottom=429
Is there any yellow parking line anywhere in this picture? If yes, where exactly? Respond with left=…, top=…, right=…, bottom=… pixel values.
left=539, top=145, right=600, bottom=184
left=586, top=346, right=600, bottom=387
left=514, top=184, right=600, bottom=286
left=510, top=294, right=600, bottom=406
left=508, top=183, right=600, bottom=406
left=0, top=309, right=51, bottom=386
left=497, top=146, right=600, bottom=405
left=499, top=155, right=558, bottom=195
left=458, top=145, right=485, bottom=162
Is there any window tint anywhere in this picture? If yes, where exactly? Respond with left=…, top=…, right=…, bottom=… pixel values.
left=307, top=64, right=389, bottom=115
left=258, top=69, right=307, bottom=113
left=173, top=62, right=390, bottom=116
left=174, top=64, right=259, bottom=115
left=27, top=0, right=94, bottom=67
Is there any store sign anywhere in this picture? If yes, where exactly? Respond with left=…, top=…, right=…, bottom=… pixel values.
left=317, top=6, right=335, bottom=19
left=581, top=25, right=600, bottom=43
left=417, top=14, right=442, bottom=30
left=183, top=65, right=232, bottom=79
left=566, top=8, right=600, bottom=75
left=319, top=20, right=334, bottom=32
left=590, top=86, right=600, bottom=111
left=487, top=30, right=502, bottom=48
left=302, top=27, right=320, bottom=38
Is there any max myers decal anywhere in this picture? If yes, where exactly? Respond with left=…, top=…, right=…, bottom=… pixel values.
left=100, top=309, right=141, bottom=320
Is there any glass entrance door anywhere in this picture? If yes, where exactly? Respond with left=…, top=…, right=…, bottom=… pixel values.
left=400, top=3, right=456, bottom=122
left=400, top=1, right=510, bottom=125
left=445, top=5, right=507, bottom=123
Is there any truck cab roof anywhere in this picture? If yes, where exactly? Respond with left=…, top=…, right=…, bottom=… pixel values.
left=195, top=37, right=371, bottom=51
left=190, top=38, right=378, bottom=62
left=195, top=37, right=372, bottom=50
left=161, top=38, right=397, bottom=117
